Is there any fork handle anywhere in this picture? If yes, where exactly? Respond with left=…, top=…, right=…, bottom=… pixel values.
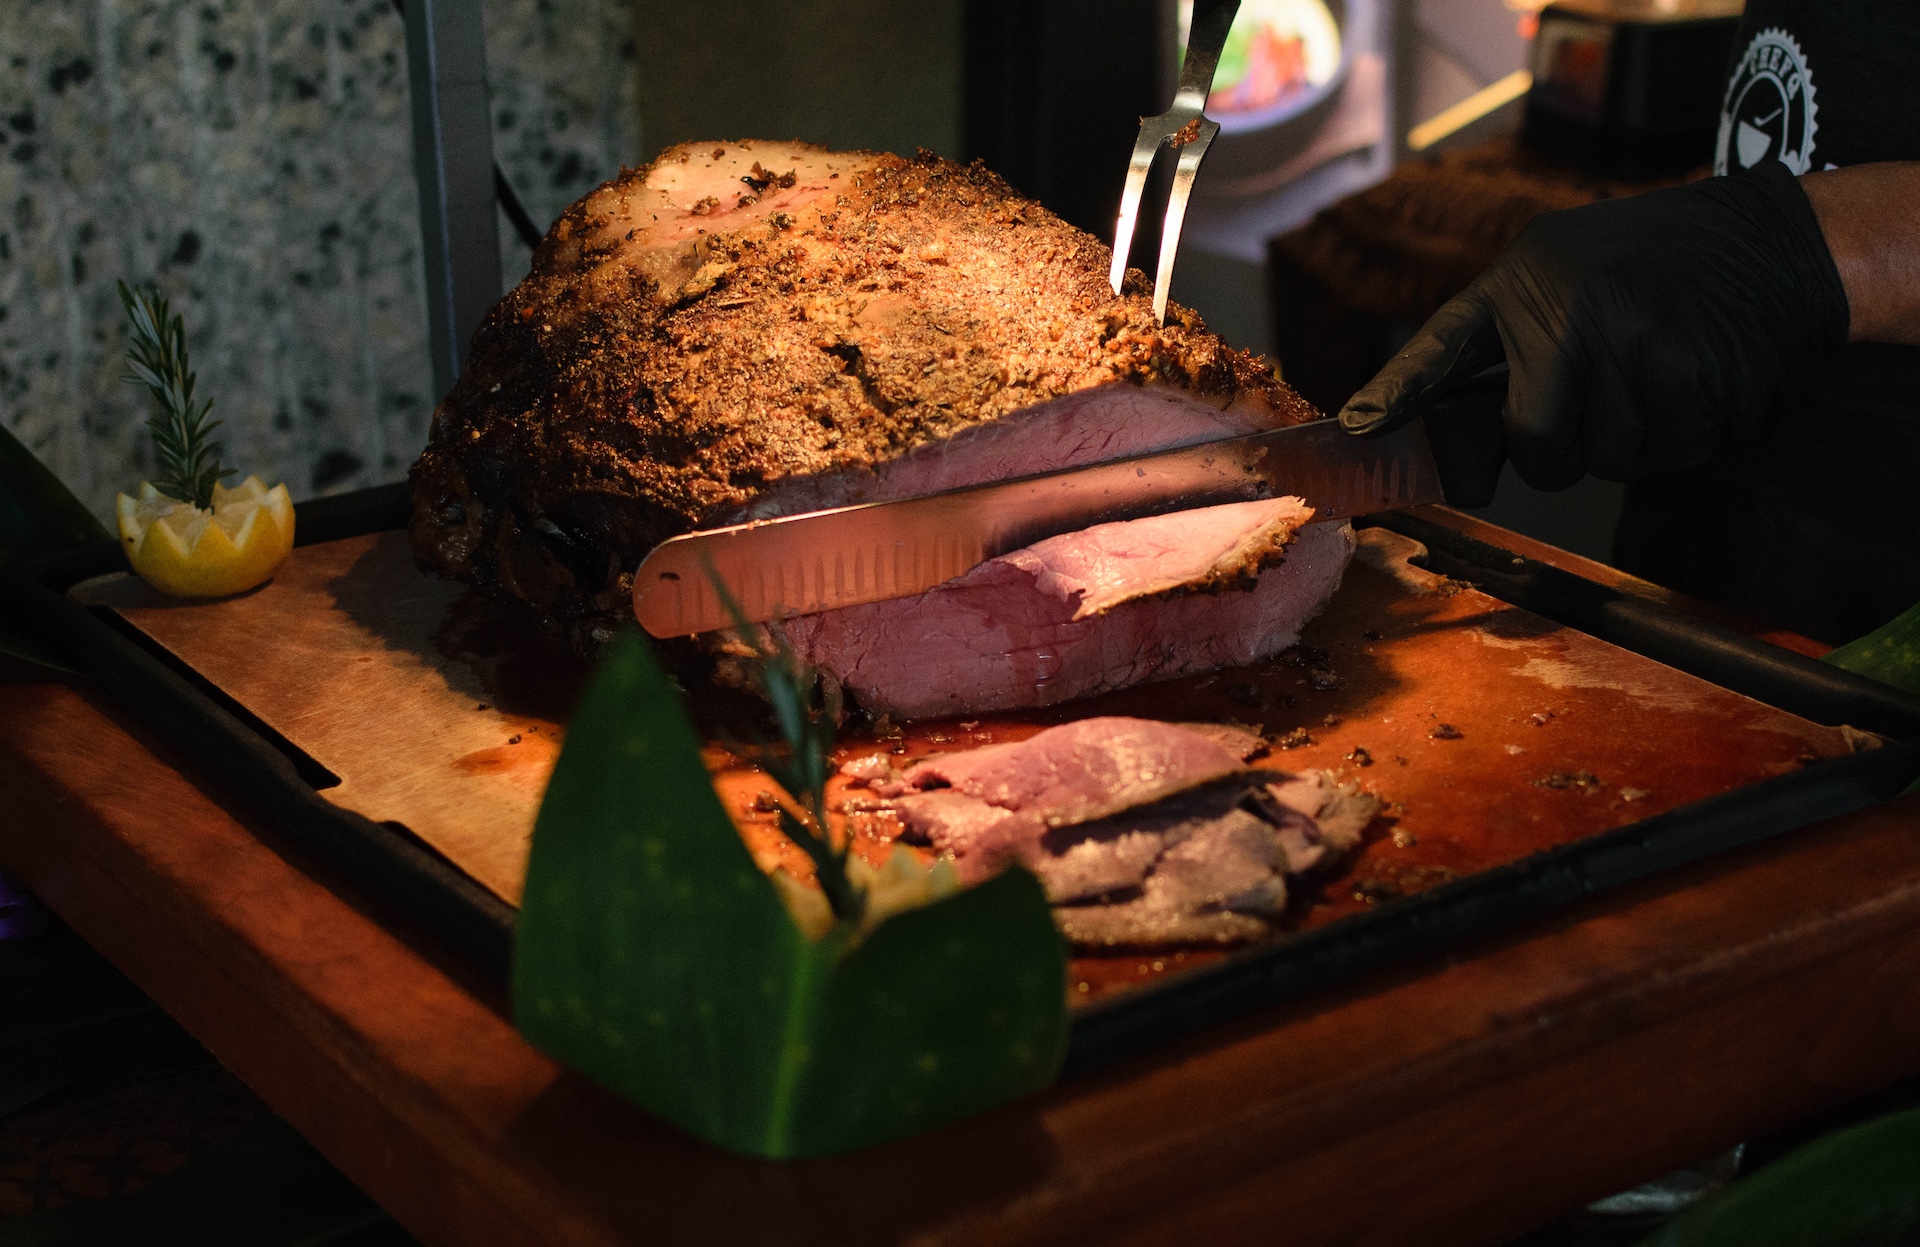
left=1177, top=0, right=1242, bottom=107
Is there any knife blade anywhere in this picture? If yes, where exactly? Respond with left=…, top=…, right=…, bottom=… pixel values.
left=632, top=418, right=1443, bottom=637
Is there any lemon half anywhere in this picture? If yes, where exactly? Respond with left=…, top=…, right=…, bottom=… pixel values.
left=115, top=476, right=295, bottom=598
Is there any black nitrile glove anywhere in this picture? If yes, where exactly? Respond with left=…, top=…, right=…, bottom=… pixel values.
left=1339, top=160, right=1852, bottom=507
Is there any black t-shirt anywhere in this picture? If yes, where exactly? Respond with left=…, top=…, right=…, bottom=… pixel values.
left=1612, top=1, right=1920, bottom=644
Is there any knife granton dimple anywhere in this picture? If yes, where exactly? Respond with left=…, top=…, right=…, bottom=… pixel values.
left=631, top=418, right=1442, bottom=638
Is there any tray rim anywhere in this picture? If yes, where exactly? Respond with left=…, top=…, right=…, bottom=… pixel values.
left=7, top=483, right=1920, bottom=1074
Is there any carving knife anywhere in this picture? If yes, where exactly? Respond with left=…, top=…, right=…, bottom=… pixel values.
left=632, top=417, right=1443, bottom=637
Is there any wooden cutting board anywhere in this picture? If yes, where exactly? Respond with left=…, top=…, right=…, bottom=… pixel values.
left=72, top=524, right=1861, bottom=1000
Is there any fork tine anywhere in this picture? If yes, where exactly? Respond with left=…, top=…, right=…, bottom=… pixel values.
left=1151, top=120, right=1218, bottom=326
left=1109, top=125, right=1168, bottom=296
left=1110, top=0, right=1240, bottom=320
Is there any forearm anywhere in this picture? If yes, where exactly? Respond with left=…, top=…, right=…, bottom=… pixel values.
left=1800, top=162, right=1920, bottom=345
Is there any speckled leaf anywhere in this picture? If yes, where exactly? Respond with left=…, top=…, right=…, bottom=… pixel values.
left=512, top=630, right=1067, bottom=1158
left=1823, top=603, right=1920, bottom=794
left=1825, top=601, right=1920, bottom=698
left=1634, top=1107, right=1920, bottom=1247
left=788, top=865, right=1066, bottom=1154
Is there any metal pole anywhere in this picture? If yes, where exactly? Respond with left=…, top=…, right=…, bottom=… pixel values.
left=401, top=0, right=502, bottom=402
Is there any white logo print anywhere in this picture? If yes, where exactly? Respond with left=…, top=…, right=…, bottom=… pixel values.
left=1716, top=28, right=1819, bottom=176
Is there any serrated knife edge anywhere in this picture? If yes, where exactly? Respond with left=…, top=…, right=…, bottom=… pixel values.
left=634, top=419, right=1441, bottom=637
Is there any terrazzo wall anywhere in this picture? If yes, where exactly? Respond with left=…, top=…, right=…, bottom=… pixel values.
left=1, top=0, right=638, bottom=520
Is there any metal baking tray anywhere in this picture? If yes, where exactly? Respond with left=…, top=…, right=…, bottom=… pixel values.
left=7, top=483, right=1919, bottom=1076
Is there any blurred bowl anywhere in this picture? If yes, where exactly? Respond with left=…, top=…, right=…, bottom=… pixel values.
left=1193, top=0, right=1351, bottom=194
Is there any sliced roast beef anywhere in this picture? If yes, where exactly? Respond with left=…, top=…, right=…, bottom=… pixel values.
left=408, top=139, right=1320, bottom=650
left=869, top=716, right=1251, bottom=883
left=783, top=500, right=1356, bottom=720
left=845, top=716, right=1381, bottom=946
left=1047, top=790, right=1294, bottom=946
left=1037, top=770, right=1379, bottom=946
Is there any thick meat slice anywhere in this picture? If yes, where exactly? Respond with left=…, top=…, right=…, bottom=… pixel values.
left=784, top=500, right=1356, bottom=720
left=846, top=716, right=1381, bottom=946
left=407, top=139, right=1319, bottom=649
left=1008, top=496, right=1320, bottom=615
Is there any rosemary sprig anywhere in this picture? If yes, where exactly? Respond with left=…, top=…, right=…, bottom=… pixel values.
left=118, top=281, right=233, bottom=509
left=706, top=564, right=865, bottom=929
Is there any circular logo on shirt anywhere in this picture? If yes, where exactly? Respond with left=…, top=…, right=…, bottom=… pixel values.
left=1715, top=28, right=1820, bottom=175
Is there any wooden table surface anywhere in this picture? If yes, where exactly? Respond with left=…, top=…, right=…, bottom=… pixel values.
left=4, top=511, right=1920, bottom=1246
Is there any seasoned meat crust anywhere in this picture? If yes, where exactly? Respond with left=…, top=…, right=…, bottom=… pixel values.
left=409, top=139, right=1321, bottom=648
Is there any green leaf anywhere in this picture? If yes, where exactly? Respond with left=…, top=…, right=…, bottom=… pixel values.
left=791, top=867, right=1068, bottom=1153
left=1634, top=1107, right=1920, bottom=1247
left=0, top=422, right=109, bottom=672
left=1822, top=603, right=1920, bottom=793
left=512, top=630, right=1068, bottom=1158
left=1824, top=601, right=1920, bottom=700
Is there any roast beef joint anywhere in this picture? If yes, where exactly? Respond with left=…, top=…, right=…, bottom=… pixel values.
left=408, top=139, right=1356, bottom=721
left=408, top=141, right=1379, bottom=936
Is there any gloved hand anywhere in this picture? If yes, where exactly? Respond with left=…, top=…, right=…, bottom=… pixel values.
left=1338, top=160, right=1852, bottom=507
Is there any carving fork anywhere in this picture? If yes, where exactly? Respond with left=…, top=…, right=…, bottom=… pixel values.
left=1108, top=0, right=1242, bottom=325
